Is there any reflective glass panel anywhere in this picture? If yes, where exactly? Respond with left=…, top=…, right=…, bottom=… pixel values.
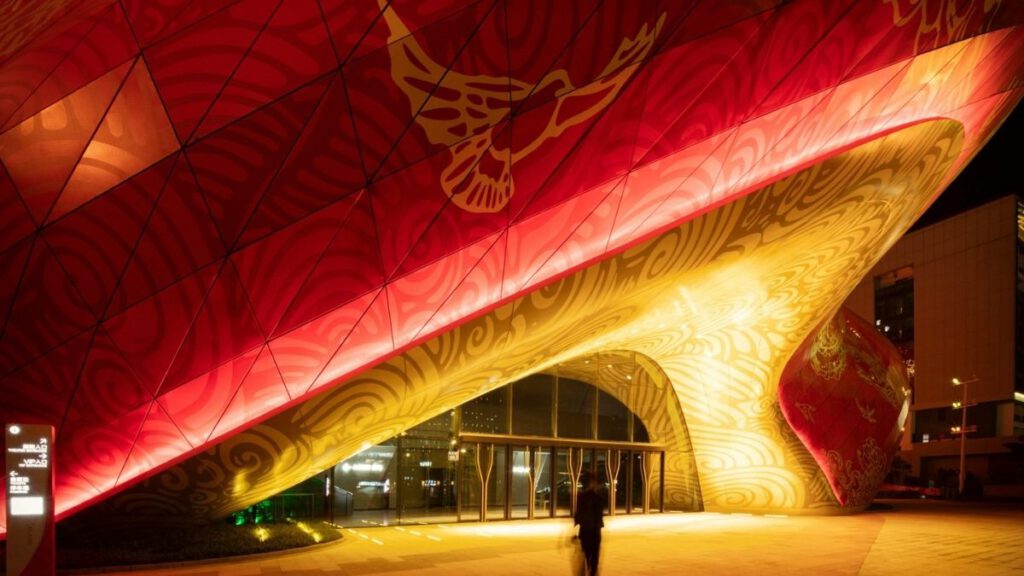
left=557, top=378, right=594, bottom=439
left=511, top=374, right=553, bottom=436
left=461, top=388, right=508, bottom=434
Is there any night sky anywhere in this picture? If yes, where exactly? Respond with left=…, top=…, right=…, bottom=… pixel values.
left=912, top=100, right=1023, bottom=230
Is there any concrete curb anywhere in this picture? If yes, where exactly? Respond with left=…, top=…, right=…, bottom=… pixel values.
left=57, top=529, right=345, bottom=575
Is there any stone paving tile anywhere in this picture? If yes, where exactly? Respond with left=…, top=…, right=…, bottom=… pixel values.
left=89, top=501, right=1024, bottom=576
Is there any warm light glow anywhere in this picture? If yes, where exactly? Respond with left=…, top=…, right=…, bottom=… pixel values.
left=952, top=401, right=962, bottom=409
left=253, top=526, right=270, bottom=542
left=294, top=521, right=323, bottom=543
left=952, top=377, right=961, bottom=386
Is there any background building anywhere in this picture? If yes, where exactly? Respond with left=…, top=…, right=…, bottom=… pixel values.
left=845, top=195, right=1024, bottom=492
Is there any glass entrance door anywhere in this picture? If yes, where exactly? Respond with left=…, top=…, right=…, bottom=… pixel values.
left=510, top=446, right=530, bottom=519
left=486, top=445, right=507, bottom=520
left=459, top=443, right=480, bottom=522
left=533, top=448, right=552, bottom=518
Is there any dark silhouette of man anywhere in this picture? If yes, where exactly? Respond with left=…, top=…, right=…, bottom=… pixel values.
left=574, top=472, right=605, bottom=576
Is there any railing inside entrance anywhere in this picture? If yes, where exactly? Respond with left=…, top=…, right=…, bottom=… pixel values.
left=457, top=434, right=665, bottom=523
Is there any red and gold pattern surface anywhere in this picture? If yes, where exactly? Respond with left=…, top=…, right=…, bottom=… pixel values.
left=66, top=119, right=960, bottom=526
left=0, top=0, right=1022, bottom=532
left=779, top=310, right=910, bottom=509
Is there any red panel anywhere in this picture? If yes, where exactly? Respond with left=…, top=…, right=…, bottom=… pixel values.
left=144, top=0, right=279, bottom=142
left=523, top=62, right=649, bottom=220
left=0, top=237, right=33, bottom=335
left=319, top=0, right=385, bottom=63
left=309, top=287, right=394, bottom=394
left=113, top=156, right=225, bottom=310
left=1, top=3, right=137, bottom=132
left=345, top=0, right=495, bottom=178
left=350, top=0, right=483, bottom=61
left=844, top=0, right=1005, bottom=81
left=53, top=61, right=179, bottom=221
left=751, top=0, right=898, bottom=118
left=117, top=401, right=192, bottom=487
left=0, top=161, right=34, bottom=253
left=0, top=330, right=90, bottom=427
left=270, top=288, right=380, bottom=399
left=387, top=230, right=498, bottom=347
left=514, top=0, right=662, bottom=116
left=376, top=2, right=510, bottom=178
left=773, top=60, right=908, bottom=176
left=503, top=177, right=618, bottom=298
left=53, top=470, right=100, bottom=521
left=240, top=74, right=365, bottom=245
left=210, top=345, right=290, bottom=440
left=188, top=75, right=330, bottom=247
left=122, top=0, right=238, bottom=47
left=0, top=60, right=130, bottom=223
left=161, top=264, right=265, bottom=393
left=104, top=265, right=218, bottom=396
left=416, top=230, right=505, bottom=342
left=277, top=192, right=384, bottom=333
left=632, top=19, right=763, bottom=171
left=743, top=1, right=855, bottom=116
left=158, top=346, right=260, bottom=447
left=64, top=329, right=152, bottom=427
left=715, top=87, right=833, bottom=201
left=533, top=179, right=625, bottom=284
left=44, top=155, right=175, bottom=317
left=611, top=130, right=734, bottom=250
left=394, top=126, right=510, bottom=277
left=58, top=400, right=150, bottom=494
left=0, top=239, right=96, bottom=373
left=656, top=0, right=782, bottom=56
left=874, top=30, right=1014, bottom=137
left=625, top=127, right=739, bottom=245
left=0, top=4, right=103, bottom=129
left=505, top=0, right=600, bottom=97
left=196, top=0, right=336, bottom=139
left=369, top=155, right=448, bottom=278
left=234, top=195, right=358, bottom=336
left=637, top=11, right=773, bottom=170
left=504, top=92, right=595, bottom=221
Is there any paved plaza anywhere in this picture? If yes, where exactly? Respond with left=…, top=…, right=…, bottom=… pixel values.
left=83, top=501, right=1024, bottom=576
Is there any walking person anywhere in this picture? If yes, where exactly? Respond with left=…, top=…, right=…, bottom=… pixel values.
left=574, top=472, right=605, bottom=576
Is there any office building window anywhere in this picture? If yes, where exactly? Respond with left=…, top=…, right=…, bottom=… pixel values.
left=875, top=266, right=915, bottom=394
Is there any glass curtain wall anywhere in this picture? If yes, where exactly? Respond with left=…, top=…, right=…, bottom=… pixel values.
left=249, top=359, right=671, bottom=527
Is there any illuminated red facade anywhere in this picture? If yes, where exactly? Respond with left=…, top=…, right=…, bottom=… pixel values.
left=1, top=0, right=1023, bottom=532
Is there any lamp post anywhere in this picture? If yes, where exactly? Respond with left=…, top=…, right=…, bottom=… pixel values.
left=951, top=376, right=979, bottom=497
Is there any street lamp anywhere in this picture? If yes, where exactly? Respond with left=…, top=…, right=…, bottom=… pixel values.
left=951, top=376, right=979, bottom=497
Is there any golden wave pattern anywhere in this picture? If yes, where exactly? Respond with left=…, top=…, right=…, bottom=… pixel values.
left=885, top=0, right=1004, bottom=53
left=383, top=1, right=664, bottom=213
left=67, top=119, right=964, bottom=528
